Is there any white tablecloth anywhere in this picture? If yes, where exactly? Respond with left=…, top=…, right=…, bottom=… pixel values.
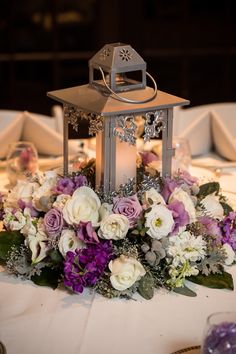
left=0, top=162, right=236, bottom=354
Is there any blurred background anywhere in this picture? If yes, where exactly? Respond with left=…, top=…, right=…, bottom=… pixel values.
left=0, top=0, right=236, bottom=115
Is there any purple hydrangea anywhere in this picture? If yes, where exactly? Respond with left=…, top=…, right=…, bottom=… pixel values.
left=44, top=208, right=64, bottom=237
left=63, top=241, right=113, bottom=293
left=220, top=212, right=236, bottom=250
left=113, top=194, right=142, bottom=228
left=168, top=200, right=189, bottom=235
left=76, top=221, right=99, bottom=244
left=53, top=175, right=88, bottom=196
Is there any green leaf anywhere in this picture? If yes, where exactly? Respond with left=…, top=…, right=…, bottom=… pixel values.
left=48, top=249, right=63, bottom=265
left=198, top=182, right=220, bottom=198
left=31, top=267, right=61, bottom=289
left=173, top=285, right=197, bottom=297
left=138, top=273, right=154, bottom=300
left=220, top=202, right=233, bottom=216
left=188, top=271, right=234, bottom=290
left=0, top=231, right=24, bottom=261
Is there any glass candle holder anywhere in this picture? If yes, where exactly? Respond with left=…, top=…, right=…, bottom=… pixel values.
left=172, top=137, right=191, bottom=173
left=201, top=312, right=236, bottom=354
left=6, top=141, right=38, bottom=186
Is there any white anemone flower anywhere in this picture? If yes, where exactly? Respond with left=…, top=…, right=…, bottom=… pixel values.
left=145, top=204, right=174, bottom=239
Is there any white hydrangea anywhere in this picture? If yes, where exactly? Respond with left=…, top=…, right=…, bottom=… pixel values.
left=167, top=231, right=206, bottom=267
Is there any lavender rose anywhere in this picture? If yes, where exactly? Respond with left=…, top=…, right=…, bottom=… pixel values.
left=44, top=208, right=64, bottom=237
left=113, top=194, right=142, bottom=228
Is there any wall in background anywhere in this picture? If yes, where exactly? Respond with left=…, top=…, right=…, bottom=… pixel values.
left=0, top=0, right=236, bottom=115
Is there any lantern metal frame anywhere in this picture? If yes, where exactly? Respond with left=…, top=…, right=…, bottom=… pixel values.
left=47, top=43, right=189, bottom=193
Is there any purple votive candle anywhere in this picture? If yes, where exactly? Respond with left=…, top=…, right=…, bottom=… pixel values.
left=202, top=321, right=236, bottom=354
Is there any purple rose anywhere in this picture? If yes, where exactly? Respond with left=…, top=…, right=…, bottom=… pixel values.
left=140, top=151, right=158, bottom=166
left=44, top=208, right=64, bottom=237
left=113, top=194, right=142, bottom=228
left=168, top=200, right=189, bottom=235
left=76, top=221, right=99, bottom=244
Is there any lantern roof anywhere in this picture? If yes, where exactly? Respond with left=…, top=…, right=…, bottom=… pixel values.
left=89, top=43, right=146, bottom=73
left=47, top=84, right=189, bottom=116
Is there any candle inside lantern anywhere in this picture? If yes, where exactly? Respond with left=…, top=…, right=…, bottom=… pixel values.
left=95, top=129, right=137, bottom=191
left=115, top=139, right=136, bottom=188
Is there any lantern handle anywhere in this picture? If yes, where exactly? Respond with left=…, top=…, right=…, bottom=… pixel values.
left=98, top=67, right=157, bottom=104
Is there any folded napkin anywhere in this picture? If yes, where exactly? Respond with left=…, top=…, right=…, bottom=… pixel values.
left=174, top=103, right=236, bottom=161
left=0, top=110, right=77, bottom=158
left=0, top=111, right=25, bottom=159
left=211, top=110, right=236, bottom=161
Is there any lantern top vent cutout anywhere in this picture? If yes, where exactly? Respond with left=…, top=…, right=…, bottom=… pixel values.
left=89, top=42, right=147, bottom=94
left=47, top=43, right=189, bottom=192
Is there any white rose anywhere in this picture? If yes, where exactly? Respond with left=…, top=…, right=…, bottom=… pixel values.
left=53, top=194, right=71, bottom=210
left=99, top=203, right=113, bottom=221
left=109, top=255, right=146, bottom=291
left=4, top=180, right=38, bottom=209
left=222, top=243, right=235, bottom=266
left=143, top=188, right=166, bottom=207
left=58, top=229, right=84, bottom=258
left=169, top=187, right=196, bottom=223
left=145, top=204, right=174, bottom=239
left=63, top=186, right=101, bottom=227
left=201, top=195, right=224, bottom=219
left=26, top=231, right=49, bottom=264
left=98, top=214, right=129, bottom=240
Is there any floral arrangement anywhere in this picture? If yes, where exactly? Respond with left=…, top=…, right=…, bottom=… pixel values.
left=0, top=155, right=235, bottom=300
